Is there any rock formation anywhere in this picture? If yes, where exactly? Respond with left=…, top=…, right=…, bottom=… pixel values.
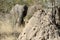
left=17, top=9, right=60, bottom=40
left=0, top=4, right=60, bottom=40
left=25, top=4, right=42, bottom=24
left=10, top=4, right=28, bottom=27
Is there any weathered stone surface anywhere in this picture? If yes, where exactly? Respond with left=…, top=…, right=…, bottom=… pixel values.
left=10, top=4, right=24, bottom=27
left=25, top=4, right=42, bottom=24
left=10, top=4, right=28, bottom=28
left=17, top=9, right=60, bottom=40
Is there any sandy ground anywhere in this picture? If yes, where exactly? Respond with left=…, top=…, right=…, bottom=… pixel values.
left=0, top=19, right=24, bottom=40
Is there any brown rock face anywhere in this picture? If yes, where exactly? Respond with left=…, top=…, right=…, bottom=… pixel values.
left=17, top=9, right=60, bottom=40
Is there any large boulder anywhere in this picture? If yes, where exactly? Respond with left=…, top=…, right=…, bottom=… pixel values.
left=17, top=9, right=60, bottom=40
left=10, top=4, right=28, bottom=27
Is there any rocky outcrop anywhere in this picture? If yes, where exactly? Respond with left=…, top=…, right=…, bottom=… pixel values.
left=25, top=4, right=42, bottom=24
left=17, top=9, right=60, bottom=40
left=10, top=4, right=28, bottom=27
left=0, top=4, right=60, bottom=40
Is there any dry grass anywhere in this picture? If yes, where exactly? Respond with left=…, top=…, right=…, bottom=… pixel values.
left=0, top=14, right=24, bottom=40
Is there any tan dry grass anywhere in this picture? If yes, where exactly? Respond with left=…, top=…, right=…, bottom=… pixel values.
left=0, top=35, right=17, bottom=40
left=0, top=15, right=24, bottom=40
left=0, top=20, right=13, bottom=34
